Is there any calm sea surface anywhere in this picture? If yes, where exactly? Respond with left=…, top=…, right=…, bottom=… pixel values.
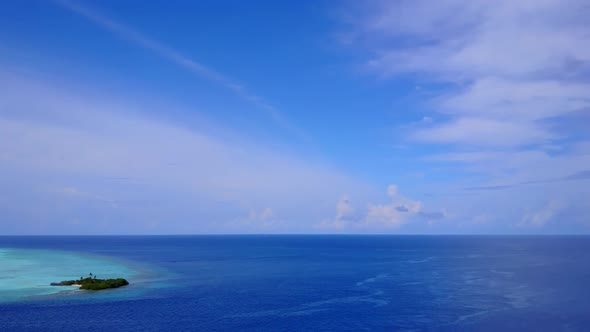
left=1, top=235, right=589, bottom=331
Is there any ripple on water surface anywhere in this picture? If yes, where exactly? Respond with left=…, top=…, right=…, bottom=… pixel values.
left=0, top=248, right=138, bottom=302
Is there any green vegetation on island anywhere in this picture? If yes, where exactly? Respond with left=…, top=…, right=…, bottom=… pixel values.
left=50, top=273, right=129, bottom=290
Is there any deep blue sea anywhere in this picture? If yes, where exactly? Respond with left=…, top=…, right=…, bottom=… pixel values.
left=1, top=236, right=589, bottom=331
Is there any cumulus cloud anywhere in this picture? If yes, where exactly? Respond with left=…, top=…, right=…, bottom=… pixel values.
left=520, top=200, right=565, bottom=228
left=363, top=184, right=423, bottom=228
left=335, top=196, right=355, bottom=222
left=316, top=185, right=445, bottom=232
left=361, top=184, right=434, bottom=229
left=315, top=195, right=356, bottom=231
left=395, top=206, right=409, bottom=212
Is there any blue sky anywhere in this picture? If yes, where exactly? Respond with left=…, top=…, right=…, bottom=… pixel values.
left=1, top=0, right=589, bottom=234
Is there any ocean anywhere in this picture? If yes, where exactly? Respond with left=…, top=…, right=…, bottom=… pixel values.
left=0, top=235, right=589, bottom=331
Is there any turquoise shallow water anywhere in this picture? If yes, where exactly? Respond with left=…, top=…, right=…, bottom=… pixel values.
left=0, top=248, right=137, bottom=301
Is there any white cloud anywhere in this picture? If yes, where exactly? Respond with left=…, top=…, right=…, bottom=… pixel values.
left=440, top=78, right=590, bottom=121
left=348, top=0, right=590, bottom=148
left=335, top=195, right=354, bottom=221
left=315, top=185, right=444, bottom=232
left=362, top=184, right=423, bottom=229
left=412, top=117, right=552, bottom=147
left=360, top=0, right=590, bottom=79
left=0, top=73, right=372, bottom=234
left=520, top=200, right=565, bottom=228
left=340, top=0, right=590, bottom=232
left=315, top=195, right=355, bottom=231
left=386, top=184, right=398, bottom=197
left=427, top=143, right=590, bottom=186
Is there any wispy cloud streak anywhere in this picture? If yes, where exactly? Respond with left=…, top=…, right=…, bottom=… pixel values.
left=464, top=170, right=590, bottom=191
left=55, top=0, right=306, bottom=140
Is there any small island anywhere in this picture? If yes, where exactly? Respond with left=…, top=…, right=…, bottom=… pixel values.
left=51, top=273, right=129, bottom=291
